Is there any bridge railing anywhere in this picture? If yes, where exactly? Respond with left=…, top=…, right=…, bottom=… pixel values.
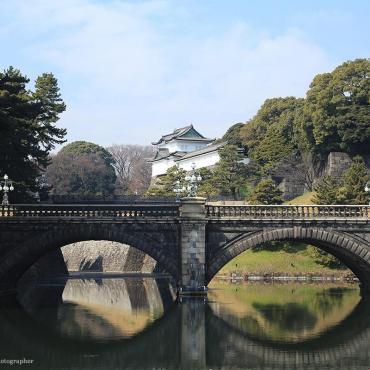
left=206, top=205, right=370, bottom=219
left=0, top=204, right=180, bottom=219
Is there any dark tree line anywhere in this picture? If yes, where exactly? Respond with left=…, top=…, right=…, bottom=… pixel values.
left=0, top=67, right=66, bottom=202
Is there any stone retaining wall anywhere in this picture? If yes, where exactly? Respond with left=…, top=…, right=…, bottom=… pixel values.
left=61, top=241, right=157, bottom=273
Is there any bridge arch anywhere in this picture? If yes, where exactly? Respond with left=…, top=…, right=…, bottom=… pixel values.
left=206, top=227, right=370, bottom=289
left=0, top=223, right=179, bottom=288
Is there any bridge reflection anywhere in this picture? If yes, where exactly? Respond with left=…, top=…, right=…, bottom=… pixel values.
left=0, top=279, right=370, bottom=369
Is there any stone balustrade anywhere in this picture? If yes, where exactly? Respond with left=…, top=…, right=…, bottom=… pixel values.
left=206, top=204, right=370, bottom=220
left=0, top=204, right=180, bottom=219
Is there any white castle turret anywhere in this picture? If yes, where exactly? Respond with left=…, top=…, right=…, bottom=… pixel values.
left=148, top=124, right=226, bottom=177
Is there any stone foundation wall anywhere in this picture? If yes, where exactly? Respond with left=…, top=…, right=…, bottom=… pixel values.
left=277, top=178, right=306, bottom=201
left=19, top=242, right=159, bottom=288
left=277, top=152, right=370, bottom=201
left=61, top=241, right=157, bottom=273
left=325, top=152, right=353, bottom=177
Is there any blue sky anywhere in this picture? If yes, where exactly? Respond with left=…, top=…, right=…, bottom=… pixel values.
left=1, top=0, right=369, bottom=148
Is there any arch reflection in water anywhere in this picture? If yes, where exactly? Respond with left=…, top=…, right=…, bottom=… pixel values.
left=208, top=281, right=361, bottom=342
left=1, top=280, right=370, bottom=369
left=18, top=277, right=177, bottom=341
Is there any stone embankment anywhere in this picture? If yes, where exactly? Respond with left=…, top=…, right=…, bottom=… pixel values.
left=61, top=241, right=157, bottom=273
left=19, top=242, right=159, bottom=288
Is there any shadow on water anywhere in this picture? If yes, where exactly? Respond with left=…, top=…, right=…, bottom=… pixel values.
left=1, top=279, right=370, bottom=369
left=252, top=302, right=318, bottom=333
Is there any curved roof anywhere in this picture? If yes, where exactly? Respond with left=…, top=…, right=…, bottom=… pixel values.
left=152, top=124, right=213, bottom=145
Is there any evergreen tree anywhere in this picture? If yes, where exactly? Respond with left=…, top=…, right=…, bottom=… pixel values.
left=299, top=58, right=370, bottom=157
left=313, top=176, right=342, bottom=204
left=147, top=166, right=186, bottom=197
left=248, top=178, right=283, bottom=204
left=338, top=156, right=369, bottom=204
left=0, top=67, right=66, bottom=202
left=197, top=167, right=219, bottom=198
left=313, top=157, right=369, bottom=205
left=240, top=97, right=303, bottom=161
left=212, top=145, right=246, bottom=199
left=46, top=141, right=116, bottom=197
left=217, top=122, right=245, bottom=149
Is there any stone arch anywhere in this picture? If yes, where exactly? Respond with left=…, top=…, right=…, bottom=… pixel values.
left=206, top=227, right=370, bottom=289
left=0, top=223, right=179, bottom=288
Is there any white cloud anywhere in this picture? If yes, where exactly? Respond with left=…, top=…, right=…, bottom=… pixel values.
left=1, top=0, right=334, bottom=147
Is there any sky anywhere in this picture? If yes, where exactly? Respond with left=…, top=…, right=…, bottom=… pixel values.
left=1, top=0, right=369, bottom=148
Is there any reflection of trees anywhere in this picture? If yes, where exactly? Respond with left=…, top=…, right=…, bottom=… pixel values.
left=209, top=282, right=360, bottom=342
left=252, top=302, right=317, bottom=333
left=1, top=294, right=370, bottom=369
left=313, top=287, right=348, bottom=318
left=207, top=296, right=370, bottom=369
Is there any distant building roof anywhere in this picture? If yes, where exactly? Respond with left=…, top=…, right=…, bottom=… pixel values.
left=147, top=142, right=227, bottom=163
left=152, top=124, right=213, bottom=145
left=175, top=141, right=227, bottom=161
left=147, top=149, right=186, bottom=163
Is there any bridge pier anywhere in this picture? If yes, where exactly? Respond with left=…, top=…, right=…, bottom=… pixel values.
left=179, top=198, right=207, bottom=295
left=179, top=296, right=206, bottom=369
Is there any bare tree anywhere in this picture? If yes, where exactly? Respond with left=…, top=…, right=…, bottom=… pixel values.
left=107, top=144, right=155, bottom=194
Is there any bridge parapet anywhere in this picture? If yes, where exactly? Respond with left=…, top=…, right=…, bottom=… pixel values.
left=206, top=204, right=369, bottom=221
left=0, top=204, right=180, bottom=220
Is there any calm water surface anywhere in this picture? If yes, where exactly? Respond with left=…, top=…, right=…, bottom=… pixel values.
left=0, top=277, right=369, bottom=369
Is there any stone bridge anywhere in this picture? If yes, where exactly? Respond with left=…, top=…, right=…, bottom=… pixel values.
left=0, top=199, right=369, bottom=293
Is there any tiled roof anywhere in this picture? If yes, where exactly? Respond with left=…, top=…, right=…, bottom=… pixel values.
left=147, top=150, right=187, bottom=162
left=175, top=142, right=227, bottom=161
left=152, top=124, right=213, bottom=145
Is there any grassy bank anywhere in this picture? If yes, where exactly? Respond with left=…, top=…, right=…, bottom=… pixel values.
left=285, top=191, right=315, bottom=205
left=217, top=248, right=352, bottom=278
left=217, top=191, right=353, bottom=278
left=218, top=192, right=352, bottom=277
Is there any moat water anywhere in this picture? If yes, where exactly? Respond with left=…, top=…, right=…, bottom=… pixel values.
left=0, top=276, right=369, bottom=369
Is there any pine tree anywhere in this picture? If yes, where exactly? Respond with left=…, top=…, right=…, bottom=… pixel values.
left=212, top=145, right=246, bottom=199
left=313, top=157, right=369, bottom=205
left=339, top=156, right=369, bottom=204
left=248, top=178, right=283, bottom=204
left=313, top=176, right=342, bottom=204
left=147, top=166, right=186, bottom=197
left=0, top=67, right=66, bottom=202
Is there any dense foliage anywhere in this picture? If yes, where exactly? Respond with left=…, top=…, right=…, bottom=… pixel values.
left=313, top=156, right=370, bottom=205
left=233, top=59, right=370, bottom=177
left=0, top=67, right=66, bottom=202
left=46, top=141, right=116, bottom=197
left=300, top=59, right=370, bottom=157
left=217, top=122, right=245, bottom=149
left=211, top=145, right=246, bottom=199
left=240, top=97, right=303, bottom=173
left=147, top=165, right=187, bottom=197
left=248, top=178, right=283, bottom=205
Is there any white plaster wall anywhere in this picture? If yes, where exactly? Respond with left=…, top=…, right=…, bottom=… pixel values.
left=178, top=151, right=220, bottom=172
left=152, top=158, right=176, bottom=177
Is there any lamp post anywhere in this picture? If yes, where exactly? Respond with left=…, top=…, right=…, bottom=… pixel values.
left=174, top=179, right=183, bottom=200
left=184, top=163, right=202, bottom=197
left=365, top=180, right=370, bottom=205
left=173, top=163, right=203, bottom=198
left=0, top=174, right=15, bottom=206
